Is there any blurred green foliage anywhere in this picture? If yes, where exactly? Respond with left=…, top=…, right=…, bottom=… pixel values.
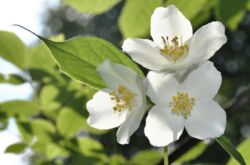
left=1, top=0, right=250, bottom=164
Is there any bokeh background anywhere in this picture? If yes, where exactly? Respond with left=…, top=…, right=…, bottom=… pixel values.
left=0, top=0, right=250, bottom=164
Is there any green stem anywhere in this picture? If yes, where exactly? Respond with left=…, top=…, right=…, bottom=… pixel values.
left=164, top=146, right=169, bottom=165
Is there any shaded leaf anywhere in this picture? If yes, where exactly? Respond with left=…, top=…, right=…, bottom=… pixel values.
left=173, top=142, right=207, bottom=165
left=216, top=136, right=246, bottom=165
left=215, top=0, right=247, bottom=31
left=5, top=142, right=26, bottom=154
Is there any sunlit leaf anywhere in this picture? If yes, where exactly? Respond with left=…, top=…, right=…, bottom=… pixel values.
left=40, top=85, right=61, bottom=111
left=64, top=0, right=121, bottom=14
left=0, top=31, right=27, bottom=68
left=0, top=100, right=38, bottom=119
left=119, top=0, right=162, bottom=38
left=27, top=42, right=56, bottom=72
left=57, top=108, right=84, bottom=138
left=5, top=142, right=26, bottom=154
left=15, top=26, right=143, bottom=89
left=77, top=137, right=103, bottom=156
left=167, top=0, right=207, bottom=20
left=227, top=138, right=250, bottom=165
left=129, top=150, right=163, bottom=165
left=31, top=119, right=55, bottom=142
left=45, top=143, right=70, bottom=160
left=216, top=136, right=246, bottom=165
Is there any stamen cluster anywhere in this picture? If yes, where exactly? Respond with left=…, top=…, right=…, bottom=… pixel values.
left=109, top=85, right=134, bottom=112
left=170, top=92, right=195, bottom=119
left=160, top=36, right=188, bottom=63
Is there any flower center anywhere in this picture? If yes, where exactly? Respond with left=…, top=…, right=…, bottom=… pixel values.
left=160, top=36, right=188, bottom=63
left=170, top=92, right=195, bottom=119
left=109, top=85, right=135, bottom=112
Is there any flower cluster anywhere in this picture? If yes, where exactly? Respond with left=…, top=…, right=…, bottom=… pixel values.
left=86, top=5, right=227, bottom=146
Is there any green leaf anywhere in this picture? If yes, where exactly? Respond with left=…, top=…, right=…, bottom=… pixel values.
left=166, top=0, right=208, bottom=20
left=31, top=119, right=55, bottom=142
left=44, top=37, right=143, bottom=89
left=15, top=26, right=144, bottom=89
left=27, top=42, right=56, bottom=72
left=57, top=108, right=84, bottom=138
left=40, top=85, right=61, bottom=111
left=0, top=31, right=27, bottom=68
left=64, top=0, right=121, bottom=14
left=119, top=0, right=162, bottom=38
left=173, top=142, right=207, bottom=165
left=45, top=143, right=70, bottom=160
left=5, top=142, right=26, bottom=154
left=77, top=137, right=107, bottom=162
left=109, top=154, right=127, bottom=165
left=0, top=74, right=4, bottom=82
left=16, top=121, right=33, bottom=143
left=77, top=137, right=103, bottom=156
left=216, top=136, right=246, bottom=165
left=215, top=0, right=247, bottom=31
left=129, top=150, right=163, bottom=165
left=0, top=100, right=39, bottom=119
left=0, top=112, right=8, bottom=130
left=227, top=138, right=250, bottom=165
left=0, top=74, right=25, bottom=85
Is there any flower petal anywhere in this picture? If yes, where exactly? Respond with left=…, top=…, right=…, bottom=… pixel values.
left=151, top=5, right=193, bottom=47
left=145, top=105, right=185, bottom=147
left=186, top=21, right=227, bottom=64
left=87, top=91, right=128, bottom=130
left=182, top=61, right=222, bottom=102
left=185, top=101, right=226, bottom=139
left=97, top=60, right=137, bottom=91
left=116, top=104, right=145, bottom=144
left=147, top=71, right=180, bottom=104
left=122, top=38, right=170, bottom=70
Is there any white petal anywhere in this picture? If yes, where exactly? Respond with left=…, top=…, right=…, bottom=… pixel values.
left=186, top=21, right=227, bottom=64
left=185, top=101, right=226, bottom=139
left=97, top=60, right=137, bottom=91
left=87, top=91, right=128, bottom=130
left=122, top=38, right=170, bottom=70
left=182, top=61, right=222, bottom=101
left=116, top=104, right=145, bottom=144
left=145, top=105, right=185, bottom=147
left=147, top=71, right=180, bottom=104
left=151, top=5, right=193, bottom=47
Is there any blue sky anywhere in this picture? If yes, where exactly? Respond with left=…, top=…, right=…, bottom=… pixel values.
left=0, top=0, right=59, bottom=164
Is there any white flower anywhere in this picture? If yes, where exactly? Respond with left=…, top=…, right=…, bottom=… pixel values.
left=122, top=5, right=227, bottom=72
left=144, top=61, right=226, bottom=147
left=86, top=60, right=147, bottom=144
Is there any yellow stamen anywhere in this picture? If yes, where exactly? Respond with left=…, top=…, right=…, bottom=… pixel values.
left=109, top=85, right=134, bottom=112
left=170, top=92, right=195, bottom=119
left=160, top=36, right=188, bottom=63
